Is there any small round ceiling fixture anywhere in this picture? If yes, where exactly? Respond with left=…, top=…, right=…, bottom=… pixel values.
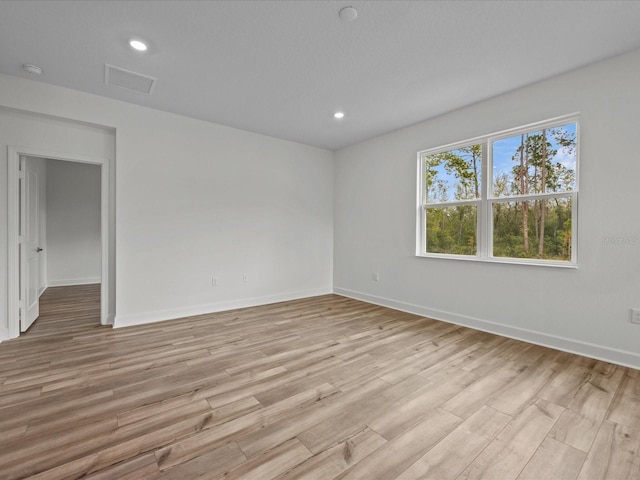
left=22, top=64, right=42, bottom=75
left=129, top=39, right=148, bottom=52
left=339, top=6, right=358, bottom=21
left=334, top=112, right=345, bottom=119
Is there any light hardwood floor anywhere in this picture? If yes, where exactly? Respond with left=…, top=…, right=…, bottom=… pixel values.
left=1, top=285, right=639, bottom=479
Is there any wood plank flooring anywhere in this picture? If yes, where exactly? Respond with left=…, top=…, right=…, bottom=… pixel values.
left=1, top=285, right=639, bottom=479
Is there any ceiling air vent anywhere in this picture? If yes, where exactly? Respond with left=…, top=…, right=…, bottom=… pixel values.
left=104, top=64, right=156, bottom=95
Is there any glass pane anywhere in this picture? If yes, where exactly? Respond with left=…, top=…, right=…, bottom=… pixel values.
left=426, top=205, right=477, bottom=255
left=492, top=123, right=577, bottom=197
left=492, top=197, right=572, bottom=261
left=423, top=145, right=482, bottom=202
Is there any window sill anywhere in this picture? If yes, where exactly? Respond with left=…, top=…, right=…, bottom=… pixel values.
left=416, top=253, right=578, bottom=269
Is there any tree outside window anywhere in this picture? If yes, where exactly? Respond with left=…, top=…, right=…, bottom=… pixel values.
left=418, top=117, right=578, bottom=265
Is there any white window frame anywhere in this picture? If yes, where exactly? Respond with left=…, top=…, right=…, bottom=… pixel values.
left=416, top=114, right=579, bottom=267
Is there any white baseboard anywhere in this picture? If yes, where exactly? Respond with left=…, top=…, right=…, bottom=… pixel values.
left=334, top=287, right=640, bottom=370
left=113, top=287, right=333, bottom=329
left=47, top=277, right=102, bottom=287
left=102, top=313, right=115, bottom=326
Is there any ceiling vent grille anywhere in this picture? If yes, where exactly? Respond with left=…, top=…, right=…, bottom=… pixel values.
left=104, top=64, right=156, bottom=95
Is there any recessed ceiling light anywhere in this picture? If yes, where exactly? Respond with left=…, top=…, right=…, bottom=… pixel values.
left=129, top=39, right=148, bottom=52
left=339, top=6, right=358, bottom=21
left=22, top=64, right=42, bottom=75
left=334, top=112, right=345, bottom=119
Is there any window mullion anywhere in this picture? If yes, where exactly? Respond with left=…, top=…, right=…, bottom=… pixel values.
left=479, top=141, right=490, bottom=258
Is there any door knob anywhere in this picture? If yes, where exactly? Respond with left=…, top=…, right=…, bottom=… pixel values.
left=36, top=247, right=43, bottom=252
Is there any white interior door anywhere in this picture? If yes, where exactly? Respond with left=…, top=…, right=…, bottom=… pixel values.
left=21, top=157, right=41, bottom=331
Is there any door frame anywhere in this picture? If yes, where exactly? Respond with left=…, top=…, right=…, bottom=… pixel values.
left=7, top=146, right=111, bottom=339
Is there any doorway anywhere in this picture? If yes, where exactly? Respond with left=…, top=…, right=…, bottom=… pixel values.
left=7, top=147, right=112, bottom=339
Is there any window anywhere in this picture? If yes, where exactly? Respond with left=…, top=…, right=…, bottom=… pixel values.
left=417, top=115, right=578, bottom=266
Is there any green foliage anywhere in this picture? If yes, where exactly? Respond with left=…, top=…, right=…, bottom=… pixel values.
left=426, top=205, right=477, bottom=255
left=424, top=144, right=481, bottom=202
left=510, top=130, right=575, bottom=196
left=424, top=125, right=576, bottom=261
left=492, top=199, right=572, bottom=260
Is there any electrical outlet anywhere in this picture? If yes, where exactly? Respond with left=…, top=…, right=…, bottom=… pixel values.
left=211, top=277, right=218, bottom=287
left=372, top=272, right=380, bottom=282
left=242, top=274, right=249, bottom=284
left=631, top=308, right=640, bottom=324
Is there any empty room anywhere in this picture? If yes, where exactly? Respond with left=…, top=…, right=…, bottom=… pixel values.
left=1, top=1, right=639, bottom=479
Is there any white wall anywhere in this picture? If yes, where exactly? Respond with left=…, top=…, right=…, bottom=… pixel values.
left=7, top=47, right=636, bottom=369
left=334, top=48, right=640, bottom=369
left=46, top=160, right=102, bottom=286
left=0, top=73, right=334, bottom=336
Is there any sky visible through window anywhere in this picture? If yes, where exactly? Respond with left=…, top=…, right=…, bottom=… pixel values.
left=424, top=146, right=482, bottom=203
left=425, top=122, right=576, bottom=203
left=492, top=122, right=577, bottom=196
